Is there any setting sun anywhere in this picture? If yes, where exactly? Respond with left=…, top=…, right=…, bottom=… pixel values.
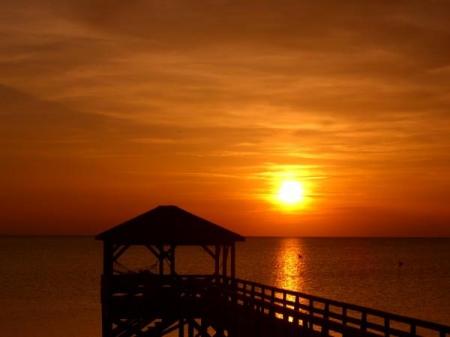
left=277, top=180, right=305, bottom=205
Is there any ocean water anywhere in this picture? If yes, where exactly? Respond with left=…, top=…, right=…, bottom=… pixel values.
left=0, top=237, right=449, bottom=337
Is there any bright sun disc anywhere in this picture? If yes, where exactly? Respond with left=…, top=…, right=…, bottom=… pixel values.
left=277, top=180, right=304, bottom=205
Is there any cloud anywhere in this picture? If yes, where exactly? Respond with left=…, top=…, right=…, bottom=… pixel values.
left=1, top=0, right=450, bottom=234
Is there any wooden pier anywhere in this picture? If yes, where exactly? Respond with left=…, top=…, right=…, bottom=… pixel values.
left=97, top=205, right=450, bottom=337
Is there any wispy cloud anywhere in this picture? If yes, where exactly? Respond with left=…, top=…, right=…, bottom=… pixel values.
left=1, top=0, right=450, bottom=235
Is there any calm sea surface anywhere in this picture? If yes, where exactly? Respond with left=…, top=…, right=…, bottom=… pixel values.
left=0, top=237, right=449, bottom=337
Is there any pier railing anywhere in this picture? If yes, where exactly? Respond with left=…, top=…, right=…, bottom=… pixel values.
left=218, top=277, right=450, bottom=337
left=105, top=274, right=450, bottom=337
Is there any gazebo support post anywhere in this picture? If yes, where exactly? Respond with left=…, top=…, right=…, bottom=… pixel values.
left=158, top=245, right=164, bottom=275
left=214, top=245, right=220, bottom=276
left=222, top=245, right=228, bottom=277
left=170, top=245, right=176, bottom=275
left=230, top=243, right=236, bottom=279
left=102, top=241, right=113, bottom=337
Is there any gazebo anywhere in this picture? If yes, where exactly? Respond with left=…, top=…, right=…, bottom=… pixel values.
left=96, top=205, right=245, bottom=337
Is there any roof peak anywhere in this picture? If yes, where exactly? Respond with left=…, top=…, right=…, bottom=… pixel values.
left=96, top=205, right=245, bottom=245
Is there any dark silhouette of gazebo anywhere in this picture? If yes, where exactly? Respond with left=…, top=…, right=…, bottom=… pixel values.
left=97, top=205, right=245, bottom=337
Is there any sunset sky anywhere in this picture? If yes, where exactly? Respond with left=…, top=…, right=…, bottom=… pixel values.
left=1, top=1, right=450, bottom=236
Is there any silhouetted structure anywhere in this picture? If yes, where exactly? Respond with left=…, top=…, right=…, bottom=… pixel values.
left=97, top=205, right=450, bottom=337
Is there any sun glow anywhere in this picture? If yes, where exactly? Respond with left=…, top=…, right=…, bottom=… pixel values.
left=263, top=167, right=313, bottom=211
left=277, top=180, right=305, bottom=206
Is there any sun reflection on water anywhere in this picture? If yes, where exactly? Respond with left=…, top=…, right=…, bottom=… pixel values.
left=275, top=238, right=305, bottom=292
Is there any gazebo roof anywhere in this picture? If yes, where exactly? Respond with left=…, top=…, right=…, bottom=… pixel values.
left=96, top=205, right=245, bottom=245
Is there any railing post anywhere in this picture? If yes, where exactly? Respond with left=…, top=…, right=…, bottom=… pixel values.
left=260, top=286, right=265, bottom=313
left=322, top=302, right=329, bottom=336
left=270, top=288, right=275, bottom=317
left=251, top=284, right=255, bottom=309
left=384, top=318, right=390, bottom=337
left=232, top=278, right=237, bottom=307
left=410, top=324, right=416, bottom=337
left=283, top=291, right=288, bottom=322
left=361, top=312, right=367, bottom=333
left=188, top=319, right=194, bottom=337
left=294, top=295, right=300, bottom=326
left=200, top=318, right=208, bottom=337
left=179, top=318, right=185, bottom=337
left=309, top=299, right=314, bottom=330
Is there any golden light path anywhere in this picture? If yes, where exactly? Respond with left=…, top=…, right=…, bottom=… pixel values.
left=275, top=238, right=305, bottom=293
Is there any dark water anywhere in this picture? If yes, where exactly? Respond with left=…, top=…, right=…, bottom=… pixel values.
left=0, top=237, right=449, bottom=337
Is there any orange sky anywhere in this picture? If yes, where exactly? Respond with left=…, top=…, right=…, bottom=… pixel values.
left=1, top=1, right=450, bottom=236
